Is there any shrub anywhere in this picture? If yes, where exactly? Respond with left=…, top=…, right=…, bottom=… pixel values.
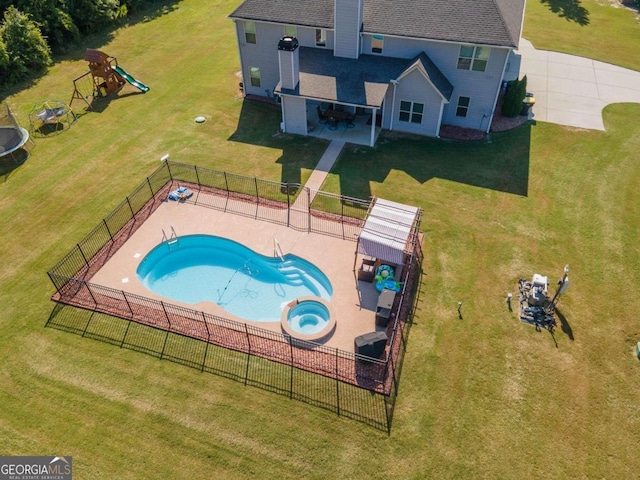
left=0, top=6, right=52, bottom=85
left=502, top=75, right=528, bottom=117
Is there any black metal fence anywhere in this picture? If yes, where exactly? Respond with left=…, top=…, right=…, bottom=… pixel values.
left=47, top=161, right=423, bottom=431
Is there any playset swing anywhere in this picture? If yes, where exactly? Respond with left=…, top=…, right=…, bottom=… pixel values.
left=70, top=49, right=149, bottom=111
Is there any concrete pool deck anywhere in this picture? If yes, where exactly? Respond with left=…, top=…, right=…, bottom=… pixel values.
left=90, top=192, right=388, bottom=353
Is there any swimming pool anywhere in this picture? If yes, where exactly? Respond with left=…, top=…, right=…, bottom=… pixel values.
left=136, top=234, right=333, bottom=322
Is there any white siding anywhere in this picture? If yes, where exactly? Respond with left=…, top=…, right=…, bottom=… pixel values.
left=235, top=21, right=334, bottom=97
left=334, top=0, right=362, bottom=59
left=441, top=46, right=508, bottom=130
left=278, top=47, right=299, bottom=90
left=391, top=70, right=442, bottom=137
left=236, top=21, right=282, bottom=96
left=362, top=34, right=509, bottom=129
left=282, top=96, right=307, bottom=135
left=381, top=87, right=393, bottom=129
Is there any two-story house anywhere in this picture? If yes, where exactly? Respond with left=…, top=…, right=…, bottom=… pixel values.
left=229, top=0, right=526, bottom=146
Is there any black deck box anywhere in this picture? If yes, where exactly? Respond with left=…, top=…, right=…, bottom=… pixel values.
left=354, top=331, right=387, bottom=358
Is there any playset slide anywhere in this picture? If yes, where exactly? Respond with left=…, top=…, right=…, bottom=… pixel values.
left=113, top=65, right=150, bottom=93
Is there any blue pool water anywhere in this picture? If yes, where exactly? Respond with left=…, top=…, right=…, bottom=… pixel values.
left=136, top=235, right=333, bottom=322
left=287, top=301, right=330, bottom=335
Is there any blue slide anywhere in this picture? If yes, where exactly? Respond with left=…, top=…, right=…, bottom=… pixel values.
left=113, top=65, right=150, bottom=93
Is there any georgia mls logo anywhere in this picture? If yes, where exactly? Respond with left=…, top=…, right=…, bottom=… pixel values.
left=49, top=457, right=71, bottom=473
left=0, top=456, right=72, bottom=480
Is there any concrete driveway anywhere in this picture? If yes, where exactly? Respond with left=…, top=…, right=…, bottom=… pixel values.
left=517, top=38, right=640, bottom=130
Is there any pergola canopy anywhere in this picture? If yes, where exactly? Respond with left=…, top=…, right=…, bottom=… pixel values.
left=357, top=198, right=420, bottom=266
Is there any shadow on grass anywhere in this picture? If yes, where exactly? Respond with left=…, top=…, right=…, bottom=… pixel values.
left=540, top=0, right=590, bottom=25
left=69, top=89, right=148, bottom=119
left=0, top=152, right=28, bottom=181
left=555, top=307, right=574, bottom=340
left=335, top=124, right=532, bottom=199
left=230, top=100, right=532, bottom=197
left=45, top=303, right=391, bottom=431
left=228, top=99, right=330, bottom=185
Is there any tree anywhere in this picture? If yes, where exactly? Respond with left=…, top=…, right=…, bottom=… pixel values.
left=13, top=0, right=79, bottom=53
left=68, top=0, right=124, bottom=35
left=0, top=37, right=9, bottom=83
left=0, top=6, right=51, bottom=85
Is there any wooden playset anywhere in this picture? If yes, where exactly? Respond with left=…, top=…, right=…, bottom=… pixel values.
left=70, top=49, right=149, bottom=110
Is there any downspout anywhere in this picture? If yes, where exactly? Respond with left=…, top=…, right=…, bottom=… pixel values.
left=389, top=79, right=398, bottom=131
left=436, top=101, right=445, bottom=138
left=486, top=48, right=511, bottom=133
left=280, top=95, right=286, bottom=133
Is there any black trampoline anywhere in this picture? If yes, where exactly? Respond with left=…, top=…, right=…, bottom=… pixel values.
left=0, top=103, right=32, bottom=163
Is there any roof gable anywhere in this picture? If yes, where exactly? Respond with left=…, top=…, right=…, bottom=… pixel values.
left=397, top=53, right=453, bottom=102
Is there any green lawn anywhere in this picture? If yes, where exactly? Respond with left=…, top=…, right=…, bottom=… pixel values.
left=524, top=0, right=640, bottom=71
left=1, top=1, right=639, bottom=478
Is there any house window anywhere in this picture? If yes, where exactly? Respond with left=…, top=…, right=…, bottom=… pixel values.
left=315, top=29, right=326, bottom=47
left=284, top=25, right=297, bottom=37
left=249, top=67, right=261, bottom=87
left=372, top=35, right=384, bottom=54
left=399, top=101, right=423, bottom=124
left=244, top=21, right=256, bottom=44
left=456, top=96, right=470, bottom=117
left=457, top=45, right=489, bottom=72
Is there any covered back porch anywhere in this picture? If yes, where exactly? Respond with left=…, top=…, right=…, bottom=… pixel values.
left=304, top=100, right=381, bottom=147
left=276, top=47, right=411, bottom=147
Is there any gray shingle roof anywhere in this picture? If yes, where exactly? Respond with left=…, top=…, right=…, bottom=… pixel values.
left=229, top=0, right=526, bottom=48
left=229, top=0, right=333, bottom=29
left=275, top=48, right=454, bottom=107
left=276, top=47, right=409, bottom=106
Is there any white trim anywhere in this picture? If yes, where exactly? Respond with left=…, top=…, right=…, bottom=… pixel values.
left=229, top=16, right=333, bottom=32
left=486, top=50, right=511, bottom=133
left=397, top=64, right=450, bottom=104
left=389, top=80, right=398, bottom=130
left=233, top=20, right=246, bottom=88
left=280, top=97, right=287, bottom=133
left=436, top=101, right=444, bottom=137
left=361, top=31, right=517, bottom=50
left=357, top=0, right=363, bottom=56
left=227, top=18, right=519, bottom=49
left=243, top=20, right=257, bottom=44
left=518, top=1, right=528, bottom=48
left=275, top=91, right=385, bottom=110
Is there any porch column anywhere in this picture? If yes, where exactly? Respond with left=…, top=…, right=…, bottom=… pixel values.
left=370, top=108, right=377, bottom=147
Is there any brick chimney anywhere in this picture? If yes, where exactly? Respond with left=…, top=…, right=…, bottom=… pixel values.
left=278, top=36, right=300, bottom=90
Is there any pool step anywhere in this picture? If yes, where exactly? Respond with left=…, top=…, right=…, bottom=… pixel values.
left=278, top=262, right=330, bottom=296
left=278, top=264, right=306, bottom=286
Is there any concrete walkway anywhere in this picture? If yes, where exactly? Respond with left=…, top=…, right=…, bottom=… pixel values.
left=293, top=139, right=345, bottom=208
left=518, top=38, right=640, bottom=130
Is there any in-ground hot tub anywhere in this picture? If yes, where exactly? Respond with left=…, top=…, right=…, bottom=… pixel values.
left=281, top=296, right=336, bottom=342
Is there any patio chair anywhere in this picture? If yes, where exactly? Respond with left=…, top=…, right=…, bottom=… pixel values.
left=346, top=113, right=356, bottom=128
left=327, top=117, right=339, bottom=130
left=317, top=105, right=328, bottom=124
